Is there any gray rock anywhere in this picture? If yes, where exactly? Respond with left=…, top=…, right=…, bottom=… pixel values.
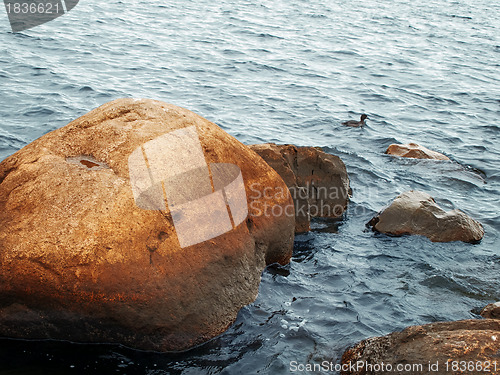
left=368, top=190, right=484, bottom=243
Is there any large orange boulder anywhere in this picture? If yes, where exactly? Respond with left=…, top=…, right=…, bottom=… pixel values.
left=0, top=98, right=295, bottom=351
left=249, top=143, right=350, bottom=233
left=341, top=320, right=500, bottom=375
left=368, top=190, right=484, bottom=243
left=385, top=143, right=449, bottom=160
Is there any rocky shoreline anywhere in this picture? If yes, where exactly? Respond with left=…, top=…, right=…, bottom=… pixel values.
left=0, top=99, right=491, bottom=362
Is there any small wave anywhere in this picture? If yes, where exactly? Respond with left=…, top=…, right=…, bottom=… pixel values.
left=449, top=15, right=472, bottom=20
left=257, top=33, right=284, bottom=39
left=394, top=58, right=415, bottom=66
left=423, top=95, right=461, bottom=106
left=306, top=14, right=328, bottom=19
left=235, top=29, right=284, bottom=40
left=332, top=50, right=360, bottom=56
left=0, top=133, right=25, bottom=146
left=30, top=67, right=49, bottom=76
left=11, top=32, right=42, bottom=40
left=79, top=86, right=95, bottom=92
left=360, top=92, right=404, bottom=103
left=366, top=253, right=402, bottom=261
left=480, top=124, right=500, bottom=134
left=421, top=274, right=490, bottom=299
left=22, top=107, right=55, bottom=117
left=222, top=49, right=246, bottom=56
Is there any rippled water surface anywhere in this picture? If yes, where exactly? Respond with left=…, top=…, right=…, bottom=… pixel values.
left=0, top=0, right=499, bottom=373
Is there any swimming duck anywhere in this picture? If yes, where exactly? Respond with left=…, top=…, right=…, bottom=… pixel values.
left=342, top=114, right=368, bottom=127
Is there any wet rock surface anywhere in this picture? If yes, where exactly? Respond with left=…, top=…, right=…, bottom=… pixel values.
left=481, top=302, right=500, bottom=320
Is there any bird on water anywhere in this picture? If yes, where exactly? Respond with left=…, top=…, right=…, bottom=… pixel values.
left=342, top=114, right=368, bottom=127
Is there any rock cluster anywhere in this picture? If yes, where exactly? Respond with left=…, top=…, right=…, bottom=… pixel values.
left=249, top=143, right=350, bottom=233
left=0, top=98, right=489, bottom=356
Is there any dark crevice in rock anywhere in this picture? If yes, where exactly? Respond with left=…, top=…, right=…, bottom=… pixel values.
left=66, top=155, right=109, bottom=170
left=246, top=218, right=252, bottom=231
left=146, top=245, right=157, bottom=265
left=158, top=231, right=169, bottom=242
left=80, top=160, right=99, bottom=168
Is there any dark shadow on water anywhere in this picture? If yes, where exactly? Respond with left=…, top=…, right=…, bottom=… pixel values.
left=292, top=235, right=317, bottom=263
left=0, top=324, right=262, bottom=375
left=309, top=216, right=344, bottom=234
left=265, top=262, right=290, bottom=277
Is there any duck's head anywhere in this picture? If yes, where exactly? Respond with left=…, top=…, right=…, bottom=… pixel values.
left=360, top=114, right=368, bottom=121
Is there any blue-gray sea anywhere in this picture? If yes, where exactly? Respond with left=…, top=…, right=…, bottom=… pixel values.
left=0, top=0, right=499, bottom=373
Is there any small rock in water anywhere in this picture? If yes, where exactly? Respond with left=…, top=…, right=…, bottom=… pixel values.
left=368, top=190, right=484, bottom=243
left=385, top=142, right=449, bottom=160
